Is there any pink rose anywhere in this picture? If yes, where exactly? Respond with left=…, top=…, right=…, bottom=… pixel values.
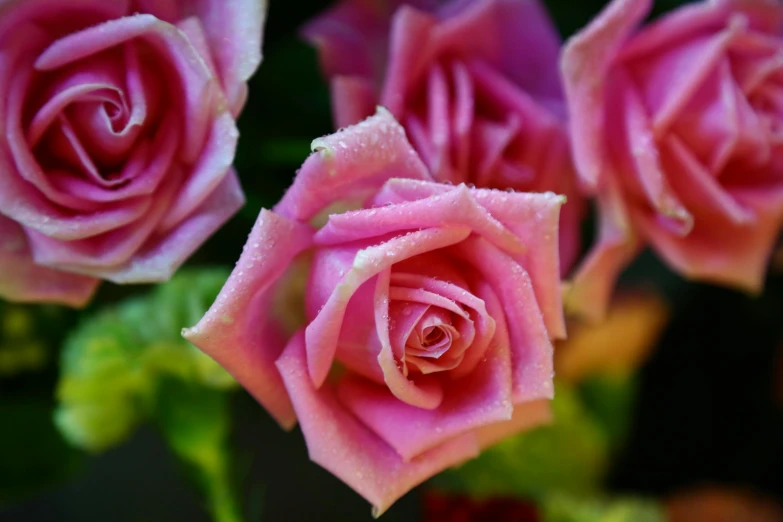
left=184, top=109, right=564, bottom=514
left=562, top=0, right=783, bottom=319
left=303, top=0, right=585, bottom=274
left=0, top=0, right=267, bottom=306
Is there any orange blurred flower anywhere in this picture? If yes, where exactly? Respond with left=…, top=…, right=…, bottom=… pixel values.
left=556, top=291, right=670, bottom=384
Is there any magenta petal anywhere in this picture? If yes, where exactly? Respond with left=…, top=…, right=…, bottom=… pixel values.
left=561, top=0, right=652, bottom=188
left=0, top=216, right=98, bottom=307
left=276, top=331, right=480, bottom=516
left=184, top=208, right=314, bottom=428
left=274, top=108, right=432, bottom=222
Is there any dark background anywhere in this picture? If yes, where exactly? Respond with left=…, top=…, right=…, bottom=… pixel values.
left=1, top=0, right=782, bottom=520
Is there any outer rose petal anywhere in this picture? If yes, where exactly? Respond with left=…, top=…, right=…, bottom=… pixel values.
left=560, top=0, right=652, bottom=189
left=0, top=216, right=98, bottom=307
left=183, top=208, right=314, bottom=428
left=179, top=0, right=268, bottom=115
left=276, top=331, right=480, bottom=517
left=565, top=178, right=641, bottom=322
left=92, top=170, right=246, bottom=283
left=633, top=186, right=783, bottom=292
left=274, top=108, right=432, bottom=222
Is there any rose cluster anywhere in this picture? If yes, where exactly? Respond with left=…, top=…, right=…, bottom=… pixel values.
left=2, top=0, right=782, bottom=514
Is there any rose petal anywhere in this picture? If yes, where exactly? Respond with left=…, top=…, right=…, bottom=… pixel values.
left=0, top=215, right=98, bottom=307
left=36, top=14, right=219, bottom=166
left=337, top=329, right=513, bottom=461
left=561, top=0, right=652, bottom=188
left=275, top=331, right=480, bottom=517
left=86, top=169, right=245, bottom=283
left=332, top=75, right=378, bottom=130
left=315, top=184, right=525, bottom=256
left=565, top=177, right=641, bottom=321
left=274, top=108, right=432, bottom=223
left=184, top=207, right=314, bottom=428
left=305, top=226, right=471, bottom=388
left=177, top=0, right=267, bottom=115
left=453, top=237, right=554, bottom=402
left=373, top=178, right=567, bottom=339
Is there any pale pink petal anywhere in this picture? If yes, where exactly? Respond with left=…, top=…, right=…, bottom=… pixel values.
left=36, top=14, right=219, bottom=166
left=159, top=111, right=238, bottom=231
left=373, top=178, right=567, bottom=339
left=453, top=237, right=554, bottom=402
left=0, top=216, right=98, bottom=307
left=374, top=268, right=445, bottom=409
left=633, top=185, right=783, bottom=292
left=561, top=0, right=652, bottom=188
left=304, top=226, right=471, bottom=388
left=275, top=331, right=480, bottom=516
left=620, top=71, right=692, bottom=231
left=315, top=184, right=524, bottom=256
left=274, top=108, right=432, bottom=223
left=183, top=207, right=314, bottom=428
left=177, top=0, right=267, bottom=115
left=337, top=329, right=513, bottom=461
left=84, top=170, right=245, bottom=283
left=566, top=178, right=642, bottom=322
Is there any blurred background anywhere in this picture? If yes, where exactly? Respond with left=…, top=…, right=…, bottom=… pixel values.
left=1, top=0, right=782, bottom=521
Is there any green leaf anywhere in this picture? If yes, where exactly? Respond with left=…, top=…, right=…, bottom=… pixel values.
left=156, top=379, right=241, bottom=522
left=54, top=268, right=236, bottom=453
left=579, top=374, right=639, bottom=454
left=435, top=382, right=609, bottom=500
left=541, top=494, right=665, bottom=522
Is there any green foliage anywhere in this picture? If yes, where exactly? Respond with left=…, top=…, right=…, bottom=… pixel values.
left=54, top=268, right=235, bottom=452
left=53, top=268, right=242, bottom=522
left=157, top=379, right=242, bottom=522
left=579, top=374, right=639, bottom=454
left=541, top=494, right=665, bottom=522
left=436, top=382, right=609, bottom=500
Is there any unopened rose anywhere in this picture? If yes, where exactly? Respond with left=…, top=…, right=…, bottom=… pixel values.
left=0, top=0, right=267, bottom=306
left=303, top=0, right=585, bottom=274
left=184, top=109, right=564, bottom=514
left=562, top=0, right=783, bottom=319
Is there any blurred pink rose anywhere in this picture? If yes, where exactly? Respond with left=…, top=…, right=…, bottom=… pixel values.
left=0, top=0, right=267, bottom=306
left=303, top=0, right=585, bottom=275
left=184, top=109, right=563, bottom=514
left=562, top=0, right=783, bottom=319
